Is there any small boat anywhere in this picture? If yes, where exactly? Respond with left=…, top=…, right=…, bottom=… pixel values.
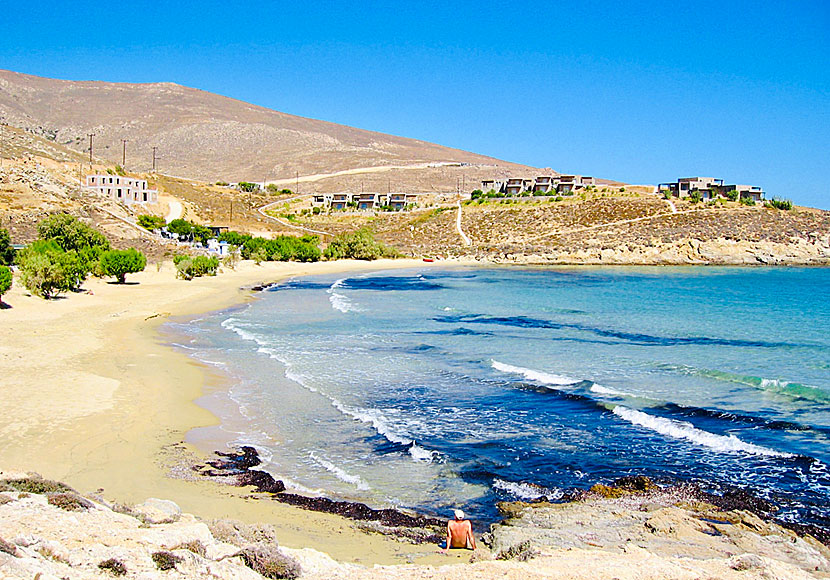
left=422, top=257, right=434, bottom=262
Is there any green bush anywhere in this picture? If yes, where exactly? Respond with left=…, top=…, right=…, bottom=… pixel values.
left=0, top=265, right=11, bottom=305
left=767, top=198, right=792, bottom=210
left=100, top=248, right=147, bottom=283
left=724, top=189, right=739, bottom=202
left=0, top=228, right=15, bottom=265
left=17, top=240, right=88, bottom=298
left=688, top=191, right=703, bottom=203
left=137, top=214, right=166, bottom=230
left=323, top=229, right=398, bottom=261
left=216, top=181, right=229, bottom=187
left=98, top=558, right=127, bottom=576
left=238, top=182, right=261, bottom=193
left=151, top=551, right=182, bottom=571
left=740, top=195, right=756, bottom=206
left=38, top=213, right=110, bottom=254
left=175, top=255, right=219, bottom=280
left=114, top=165, right=126, bottom=177
left=167, top=218, right=193, bottom=238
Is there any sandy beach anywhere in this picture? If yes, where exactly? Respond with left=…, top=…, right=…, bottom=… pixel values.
left=0, top=257, right=474, bottom=566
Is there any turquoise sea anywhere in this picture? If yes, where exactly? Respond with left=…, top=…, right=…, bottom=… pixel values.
left=168, top=266, right=830, bottom=528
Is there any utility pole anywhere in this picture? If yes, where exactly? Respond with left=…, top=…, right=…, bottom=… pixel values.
left=151, top=147, right=159, bottom=172
left=295, top=171, right=299, bottom=194
left=229, top=199, right=233, bottom=225
left=87, top=133, right=95, bottom=165
left=121, top=139, right=128, bottom=167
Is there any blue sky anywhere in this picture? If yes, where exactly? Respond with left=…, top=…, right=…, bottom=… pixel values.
left=3, top=1, right=829, bottom=207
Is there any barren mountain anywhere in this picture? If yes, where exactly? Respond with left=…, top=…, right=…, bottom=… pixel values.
left=0, top=70, right=534, bottom=185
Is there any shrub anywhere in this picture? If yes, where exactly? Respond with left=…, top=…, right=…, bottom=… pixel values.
left=171, top=540, right=206, bottom=557
left=688, top=191, right=703, bottom=203
left=323, top=229, right=397, bottom=261
left=137, top=214, right=166, bottom=230
left=215, top=181, right=229, bottom=186
left=239, top=545, right=301, bottom=579
left=38, top=213, right=110, bottom=254
left=151, top=550, right=183, bottom=571
left=0, top=265, right=11, bottom=305
left=100, top=248, right=147, bottom=283
left=114, top=165, right=126, bottom=176
left=98, top=558, right=127, bottom=576
left=724, top=189, right=739, bottom=202
left=47, top=492, right=93, bottom=511
left=167, top=219, right=193, bottom=239
left=495, top=540, right=539, bottom=561
left=2, top=477, right=74, bottom=494
left=662, top=190, right=673, bottom=200
left=238, top=182, right=261, bottom=193
left=222, top=245, right=240, bottom=270
left=17, top=240, right=81, bottom=298
left=740, top=195, right=756, bottom=206
left=0, top=228, right=15, bottom=265
left=175, top=255, right=219, bottom=280
left=767, top=198, right=792, bottom=210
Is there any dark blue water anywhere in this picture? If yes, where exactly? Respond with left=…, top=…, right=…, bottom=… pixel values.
left=171, top=266, right=830, bottom=528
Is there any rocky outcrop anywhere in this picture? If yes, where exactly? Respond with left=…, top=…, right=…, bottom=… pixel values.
left=0, top=470, right=300, bottom=580
left=487, top=483, right=830, bottom=579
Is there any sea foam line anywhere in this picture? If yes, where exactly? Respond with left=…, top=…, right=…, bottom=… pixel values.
left=309, top=451, right=369, bottom=490
left=612, top=406, right=794, bottom=458
left=492, top=360, right=578, bottom=386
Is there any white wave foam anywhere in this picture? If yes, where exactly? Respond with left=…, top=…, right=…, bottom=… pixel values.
left=409, top=443, right=439, bottom=463
left=331, top=400, right=440, bottom=462
left=327, top=279, right=359, bottom=313
left=492, top=360, right=578, bottom=386
left=493, top=478, right=561, bottom=500
left=612, top=406, right=794, bottom=458
left=590, top=384, right=630, bottom=397
left=309, top=452, right=369, bottom=490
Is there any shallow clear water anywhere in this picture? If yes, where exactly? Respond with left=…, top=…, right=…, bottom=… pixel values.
left=169, top=266, right=830, bottom=526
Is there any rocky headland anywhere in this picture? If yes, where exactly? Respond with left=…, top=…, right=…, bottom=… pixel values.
left=2, top=468, right=829, bottom=580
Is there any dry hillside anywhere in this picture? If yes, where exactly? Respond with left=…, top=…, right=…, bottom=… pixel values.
left=0, top=70, right=536, bottom=187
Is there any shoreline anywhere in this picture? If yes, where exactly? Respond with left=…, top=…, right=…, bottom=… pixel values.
left=0, top=257, right=476, bottom=566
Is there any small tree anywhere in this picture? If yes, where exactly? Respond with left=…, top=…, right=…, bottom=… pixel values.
left=137, top=214, right=166, bottom=230
left=167, top=219, right=193, bottom=239
left=238, top=182, right=261, bottom=193
left=17, top=240, right=72, bottom=299
left=0, top=228, right=15, bottom=265
left=100, top=248, right=147, bottom=283
left=0, top=265, right=11, bottom=306
left=38, top=213, right=110, bottom=253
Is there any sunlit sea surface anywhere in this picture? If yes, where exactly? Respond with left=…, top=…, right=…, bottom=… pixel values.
left=168, top=266, right=830, bottom=527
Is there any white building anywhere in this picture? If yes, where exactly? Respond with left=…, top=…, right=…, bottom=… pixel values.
left=85, top=175, right=159, bottom=204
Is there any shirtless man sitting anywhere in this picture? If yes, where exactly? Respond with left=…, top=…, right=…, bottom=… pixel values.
left=442, top=509, right=476, bottom=552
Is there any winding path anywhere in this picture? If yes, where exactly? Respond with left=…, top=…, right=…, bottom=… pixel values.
left=456, top=201, right=472, bottom=246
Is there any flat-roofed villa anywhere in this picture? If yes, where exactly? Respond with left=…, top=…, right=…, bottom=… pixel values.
left=330, top=192, right=355, bottom=210
left=658, top=177, right=764, bottom=202
left=85, top=175, right=158, bottom=204
left=388, top=192, right=418, bottom=210
left=533, top=176, right=556, bottom=193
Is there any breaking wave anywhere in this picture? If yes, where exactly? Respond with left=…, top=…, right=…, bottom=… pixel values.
left=493, top=478, right=562, bottom=501
left=327, top=279, right=359, bottom=313
left=612, top=406, right=794, bottom=458
left=492, top=360, right=578, bottom=386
